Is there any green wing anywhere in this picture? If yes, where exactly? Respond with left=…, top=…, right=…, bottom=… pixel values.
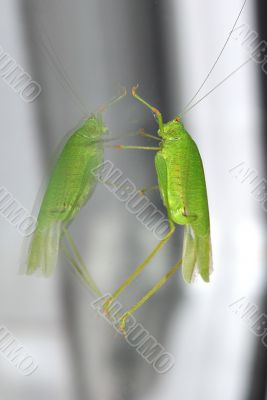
left=182, top=225, right=197, bottom=283
left=27, top=132, right=103, bottom=276
left=155, top=152, right=168, bottom=209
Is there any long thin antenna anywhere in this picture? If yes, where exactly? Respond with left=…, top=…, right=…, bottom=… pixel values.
left=31, top=3, right=89, bottom=117
left=182, top=0, right=248, bottom=114
left=36, top=28, right=89, bottom=117
left=182, top=57, right=251, bottom=115
left=33, top=11, right=126, bottom=121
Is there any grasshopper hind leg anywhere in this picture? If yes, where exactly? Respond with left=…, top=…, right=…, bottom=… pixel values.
left=103, top=221, right=176, bottom=313
left=62, top=227, right=102, bottom=297
left=118, top=258, right=182, bottom=334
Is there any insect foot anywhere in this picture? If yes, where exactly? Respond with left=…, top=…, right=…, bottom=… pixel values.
left=102, top=296, right=115, bottom=320
left=118, top=313, right=131, bottom=336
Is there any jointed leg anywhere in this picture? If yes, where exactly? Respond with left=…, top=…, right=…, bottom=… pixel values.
left=107, top=144, right=160, bottom=151
left=138, top=129, right=161, bottom=141
left=97, top=86, right=127, bottom=113
left=62, top=227, right=102, bottom=297
left=119, top=258, right=182, bottom=333
left=132, top=85, right=164, bottom=135
left=61, top=243, right=102, bottom=297
left=106, top=127, right=161, bottom=150
left=63, top=227, right=88, bottom=274
left=104, top=221, right=175, bottom=311
left=102, top=128, right=160, bottom=144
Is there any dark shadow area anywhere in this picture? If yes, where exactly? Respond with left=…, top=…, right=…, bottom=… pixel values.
left=247, top=1, right=267, bottom=399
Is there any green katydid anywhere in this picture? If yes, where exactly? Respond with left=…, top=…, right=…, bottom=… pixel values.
left=134, top=86, right=212, bottom=284
left=103, top=0, right=248, bottom=330
left=104, top=87, right=211, bottom=329
left=26, top=89, right=126, bottom=297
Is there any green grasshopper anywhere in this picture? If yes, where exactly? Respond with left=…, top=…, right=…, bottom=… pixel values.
left=132, top=87, right=212, bottom=284
left=104, top=0, right=248, bottom=331
left=104, top=87, right=212, bottom=331
left=26, top=89, right=126, bottom=297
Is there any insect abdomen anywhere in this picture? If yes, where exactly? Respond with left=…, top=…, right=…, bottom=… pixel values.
left=162, top=136, right=191, bottom=224
left=39, top=135, right=103, bottom=223
left=163, top=135, right=210, bottom=235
